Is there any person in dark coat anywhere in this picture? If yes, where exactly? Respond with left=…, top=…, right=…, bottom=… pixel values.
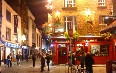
left=26, top=54, right=29, bottom=62
left=80, top=51, right=85, bottom=71
left=72, top=52, right=76, bottom=65
left=40, top=53, right=45, bottom=72
left=85, top=52, right=94, bottom=73
left=80, top=52, right=85, bottom=68
left=7, top=53, right=12, bottom=67
left=45, top=53, right=50, bottom=71
left=16, top=54, right=21, bottom=66
left=32, top=53, right=36, bottom=67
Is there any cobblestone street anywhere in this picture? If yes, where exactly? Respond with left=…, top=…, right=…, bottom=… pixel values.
left=0, top=60, right=106, bottom=73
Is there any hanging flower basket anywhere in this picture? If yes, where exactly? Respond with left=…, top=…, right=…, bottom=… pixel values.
left=54, top=17, right=61, bottom=27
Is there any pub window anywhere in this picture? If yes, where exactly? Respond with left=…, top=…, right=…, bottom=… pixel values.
left=6, top=9, right=11, bottom=22
left=99, top=15, right=114, bottom=25
left=64, top=16, right=76, bottom=32
left=64, top=0, right=75, bottom=7
left=6, top=27, right=11, bottom=41
left=91, top=45, right=109, bottom=56
left=98, top=0, right=106, bottom=7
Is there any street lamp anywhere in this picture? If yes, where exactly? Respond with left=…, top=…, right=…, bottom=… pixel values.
left=21, top=35, right=26, bottom=61
left=85, top=9, right=94, bottom=34
left=21, top=35, right=26, bottom=42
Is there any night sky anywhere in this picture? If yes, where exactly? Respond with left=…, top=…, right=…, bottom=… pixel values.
left=26, top=0, right=48, bottom=30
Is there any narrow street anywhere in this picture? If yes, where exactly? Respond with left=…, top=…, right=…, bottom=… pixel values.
left=0, top=59, right=106, bottom=73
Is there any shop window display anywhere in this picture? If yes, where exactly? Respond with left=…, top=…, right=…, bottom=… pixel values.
left=91, top=45, right=109, bottom=56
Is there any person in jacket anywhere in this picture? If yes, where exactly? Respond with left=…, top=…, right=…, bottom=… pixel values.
left=7, top=53, right=12, bottom=67
left=32, top=53, right=36, bottom=67
left=40, top=53, right=45, bottom=72
left=16, top=53, right=21, bottom=66
left=80, top=51, right=85, bottom=71
left=45, top=53, right=50, bottom=71
left=72, top=52, right=76, bottom=65
left=85, top=52, right=94, bottom=73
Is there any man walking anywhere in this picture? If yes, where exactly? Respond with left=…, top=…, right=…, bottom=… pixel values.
left=40, top=53, right=45, bottom=72
left=7, top=53, right=12, bottom=67
left=85, top=52, right=94, bottom=73
left=45, top=53, right=50, bottom=71
left=32, top=53, right=36, bottom=67
left=16, top=53, right=21, bottom=66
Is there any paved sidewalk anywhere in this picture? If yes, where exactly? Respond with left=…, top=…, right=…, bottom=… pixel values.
left=0, top=60, right=106, bottom=73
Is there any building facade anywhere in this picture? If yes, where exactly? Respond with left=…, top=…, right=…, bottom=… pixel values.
left=48, top=0, right=115, bottom=64
left=36, top=28, right=42, bottom=54
left=5, top=0, right=38, bottom=60
left=0, top=0, right=22, bottom=65
left=28, top=9, right=36, bottom=56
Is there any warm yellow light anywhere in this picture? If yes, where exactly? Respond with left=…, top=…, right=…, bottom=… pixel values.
left=21, top=35, right=26, bottom=42
left=85, top=9, right=91, bottom=16
left=48, top=0, right=52, bottom=3
left=48, top=23, right=52, bottom=27
left=55, top=10, right=60, bottom=17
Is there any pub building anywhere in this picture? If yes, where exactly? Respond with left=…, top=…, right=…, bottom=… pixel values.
left=50, top=35, right=114, bottom=65
left=100, top=20, right=116, bottom=61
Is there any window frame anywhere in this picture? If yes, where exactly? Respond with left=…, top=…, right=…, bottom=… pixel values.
left=64, top=0, right=75, bottom=7
left=64, top=16, right=77, bottom=32
left=98, top=0, right=106, bottom=7
left=6, top=27, right=11, bottom=41
left=6, top=9, right=11, bottom=22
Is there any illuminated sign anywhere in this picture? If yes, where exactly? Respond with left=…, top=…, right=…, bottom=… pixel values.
left=4, top=42, right=21, bottom=48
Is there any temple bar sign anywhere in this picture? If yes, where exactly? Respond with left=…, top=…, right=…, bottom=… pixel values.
left=4, top=42, right=21, bottom=48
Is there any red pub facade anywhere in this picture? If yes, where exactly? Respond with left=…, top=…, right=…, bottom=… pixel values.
left=50, top=36, right=116, bottom=65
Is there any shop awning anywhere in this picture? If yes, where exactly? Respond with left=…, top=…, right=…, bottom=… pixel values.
left=0, top=39, right=4, bottom=46
left=100, top=20, right=116, bottom=33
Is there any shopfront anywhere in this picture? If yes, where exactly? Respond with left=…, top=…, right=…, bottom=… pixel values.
left=2, top=41, right=21, bottom=64
left=75, top=36, right=113, bottom=64
left=51, top=36, right=114, bottom=65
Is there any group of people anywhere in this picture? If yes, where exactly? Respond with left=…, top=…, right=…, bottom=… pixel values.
left=27, top=52, right=51, bottom=72
left=39, top=53, right=51, bottom=72
left=7, top=52, right=51, bottom=72
left=7, top=53, right=21, bottom=67
left=69, top=51, right=94, bottom=73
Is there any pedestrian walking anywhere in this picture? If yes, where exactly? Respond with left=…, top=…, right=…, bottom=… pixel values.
left=85, top=52, right=94, bottom=73
left=40, top=53, right=45, bottom=72
left=79, top=51, right=85, bottom=72
left=32, top=53, right=36, bottom=67
left=7, top=53, right=12, bottom=67
left=72, top=52, right=76, bottom=65
left=26, top=54, right=29, bottom=62
left=16, top=53, right=21, bottom=66
left=45, top=53, right=50, bottom=71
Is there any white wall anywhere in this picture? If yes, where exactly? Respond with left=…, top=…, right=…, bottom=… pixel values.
left=36, top=28, right=42, bottom=53
left=1, top=0, right=21, bottom=44
left=28, top=9, right=35, bottom=47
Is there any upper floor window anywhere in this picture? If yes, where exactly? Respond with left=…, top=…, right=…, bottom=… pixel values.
left=98, top=0, right=106, bottom=7
left=64, top=16, right=77, bottom=32
left=6, top=9, right=11, bottom=22
left=6, top=27, right=11, bottom=41
left=99, top=15, right=114, bottom=25
left=64, top=0, right=75, bottom=7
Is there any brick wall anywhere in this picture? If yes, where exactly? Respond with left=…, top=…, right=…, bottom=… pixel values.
left=52, top=0, right=113, bottom=36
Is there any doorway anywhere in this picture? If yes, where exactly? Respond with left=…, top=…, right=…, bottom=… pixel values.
left=58, top=47, right=67, bottom=64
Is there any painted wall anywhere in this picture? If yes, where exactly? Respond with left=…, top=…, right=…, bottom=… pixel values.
left=36, top=28, right=42, bottom=53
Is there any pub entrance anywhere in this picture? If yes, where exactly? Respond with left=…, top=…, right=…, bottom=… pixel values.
left=58, top=47, right=67, bottom=64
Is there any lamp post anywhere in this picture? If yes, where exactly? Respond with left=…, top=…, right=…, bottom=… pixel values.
left=21, top=35, right=26, bottom=61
